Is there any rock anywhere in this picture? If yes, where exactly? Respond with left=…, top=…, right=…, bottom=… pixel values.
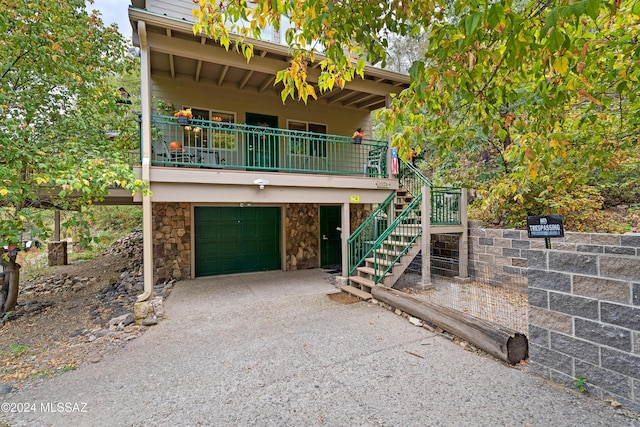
left=134, top=301, right=151, bottom=321
left=142, top=314, right=158, bottom=326
left=108, top=312, right=134, bottom=330
left=150, top=296, right=164, bottom=319
left=0, top=383, right=12, bottom=395
left=408, top=316, right=423, bottom=327
left=394, top=308, right=402, bottom=316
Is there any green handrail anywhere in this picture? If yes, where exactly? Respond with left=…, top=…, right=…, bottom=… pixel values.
left=370, top=195, right=423, bottom=284
left=347, top=191, right=396, bottom=277
left=398, top=159, right=431, bottom=197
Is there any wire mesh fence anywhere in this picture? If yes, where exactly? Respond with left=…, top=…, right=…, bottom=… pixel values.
left=394, top=251, right=528, bottom=334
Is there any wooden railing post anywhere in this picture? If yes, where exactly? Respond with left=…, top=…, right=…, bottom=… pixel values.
left=457, top=188, right=469, bottom=279
left=420, top=185, right=431, bottom=287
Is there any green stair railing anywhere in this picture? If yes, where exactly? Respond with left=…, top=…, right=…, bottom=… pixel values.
left=347, top=191, right=396, bottom=277
left=370, top=194, right=423, bottom=284
left=399, top=159, right=461, bottom=225
left=347, top=158, right=463, bottom=287
left=398, top=159, right=431, bottom=197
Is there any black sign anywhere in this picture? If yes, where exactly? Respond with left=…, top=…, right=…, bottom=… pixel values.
left=527, top=215, right=564, bottom=238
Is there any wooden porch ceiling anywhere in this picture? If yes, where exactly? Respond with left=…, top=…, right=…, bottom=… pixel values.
left=129, top=8, right=410, bottom=111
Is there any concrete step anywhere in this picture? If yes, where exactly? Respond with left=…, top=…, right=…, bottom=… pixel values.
left=357, top=266, right=392, bottom=279
left=375, top=248, right=403, bottom=257
left=349, top=275, right=375, bottom=290
left=340, top=285, right=372, bottom=301
left=365, top=257, right=396, bottom=267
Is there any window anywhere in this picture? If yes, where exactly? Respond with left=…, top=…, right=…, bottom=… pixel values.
left=287, top=120, right=327, bottom=156
left=210, top=110, right=236, bottom=149
left=182, top=107, right=236, bottom=149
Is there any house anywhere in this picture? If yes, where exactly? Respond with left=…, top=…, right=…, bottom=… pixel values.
left=127, top=1, right=467, bottom=302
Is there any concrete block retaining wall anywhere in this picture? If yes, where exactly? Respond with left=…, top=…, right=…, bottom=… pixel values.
left=468, top=220, right=640, bottom=411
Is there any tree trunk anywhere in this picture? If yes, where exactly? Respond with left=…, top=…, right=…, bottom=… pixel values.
left=1, top=257, right=20, bottom=315
left=372, top=286, right=528, bottom=365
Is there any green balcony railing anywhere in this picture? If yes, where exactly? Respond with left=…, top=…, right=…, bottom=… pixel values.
left=142, top=114, right=388, bottom=177
left=431, top=186, right=462, bottom=225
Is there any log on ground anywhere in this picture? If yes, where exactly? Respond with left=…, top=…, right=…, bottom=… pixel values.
left=372, top=286, right=528, bottom=365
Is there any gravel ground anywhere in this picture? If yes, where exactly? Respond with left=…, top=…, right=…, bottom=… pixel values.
left=1, top=269, right=638, bottom=427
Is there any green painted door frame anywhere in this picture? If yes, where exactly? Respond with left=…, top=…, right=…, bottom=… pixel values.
left=320, top=205, right=342, bottom=268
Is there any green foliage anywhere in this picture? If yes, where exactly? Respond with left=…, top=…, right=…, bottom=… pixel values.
left=594, top=168, right=640, bottom=208
left=573, top=375, right=588, bottom=393
left=8, top=342, right=29, bottom=355
left=0, top=0, right=146, bottom=254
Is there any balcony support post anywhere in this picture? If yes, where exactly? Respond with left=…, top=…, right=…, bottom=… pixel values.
left=138, top=20, right=154, bottom=303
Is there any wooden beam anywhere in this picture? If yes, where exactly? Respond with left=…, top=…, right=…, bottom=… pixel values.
left=327, top=90, right=357, bottom=105
left=194, top=37, right=207, bottom=83
left=357, top=98, right=386, bottom=109
left=166, top=29, right=175, bottom=79
left=238, top=70, right=254, bottom=90
left=258, top=75, right=275, bottom=93
left=217, top=65, right=229, bottom=86
left=371, top=286, right=529, bottom=365
left=343, top=93, right=377, bottom=107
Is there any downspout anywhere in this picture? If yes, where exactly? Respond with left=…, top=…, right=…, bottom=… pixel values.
left=137, top=20, right=154, bottom=302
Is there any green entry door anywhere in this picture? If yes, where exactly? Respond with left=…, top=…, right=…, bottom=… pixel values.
left=194, top=207, right=281, bottom=277
left=320, top=206, right=342, bottom=268
left=245, top=113, right=279, bottom=170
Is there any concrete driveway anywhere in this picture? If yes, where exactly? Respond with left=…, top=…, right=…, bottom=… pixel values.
left=2, top=269, right=638, bottom=426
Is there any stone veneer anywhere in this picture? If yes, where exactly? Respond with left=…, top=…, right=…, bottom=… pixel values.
left=469, top=220, right=640, bottom=411
left=285, top=204, right=320, bottom=270
left=350, top=203, right=374, bottom=233
left=152, top=202, right=191, bottom=283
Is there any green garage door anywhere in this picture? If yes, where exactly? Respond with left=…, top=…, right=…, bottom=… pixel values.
left=194, top=207, right=281, bottom=277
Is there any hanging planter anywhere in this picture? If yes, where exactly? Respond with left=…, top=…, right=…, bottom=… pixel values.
left=174, top=108, right=193, bottom=126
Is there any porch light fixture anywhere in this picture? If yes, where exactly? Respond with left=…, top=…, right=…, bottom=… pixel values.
left=253, top=178, right=269, bottom=190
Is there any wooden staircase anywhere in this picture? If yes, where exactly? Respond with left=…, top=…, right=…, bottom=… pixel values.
left=341, top=188, right=423, bottom=300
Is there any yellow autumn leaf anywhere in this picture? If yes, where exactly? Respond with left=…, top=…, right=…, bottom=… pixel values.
left=553, top=57, right=569, bottom=76
left=307, top=85, right=317, bottom=100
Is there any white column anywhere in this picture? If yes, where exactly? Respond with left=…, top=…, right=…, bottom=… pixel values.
left=341, top=202, right=350, bottom=277
left=138, top=21, right=154, bottom=302
left=457, top=188, right=469, bottom=279
left=420, top=186, right=431, bottom=287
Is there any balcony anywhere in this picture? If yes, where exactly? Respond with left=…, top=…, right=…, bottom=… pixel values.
left=143, top=115, right=388, bottom=178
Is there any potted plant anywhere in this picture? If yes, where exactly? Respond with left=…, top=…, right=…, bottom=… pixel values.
left=352, top=128, right=366, bottom=144
left=174, top=108, right=193, bottom=126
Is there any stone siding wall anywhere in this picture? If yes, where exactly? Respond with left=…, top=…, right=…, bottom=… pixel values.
left=350, top=204, right=374, bottom=232
left=469, top=220, right=640, bottom=411
left=285, top=204, right=319, bottom=270
left=152, top=202, right=191, bottom=283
